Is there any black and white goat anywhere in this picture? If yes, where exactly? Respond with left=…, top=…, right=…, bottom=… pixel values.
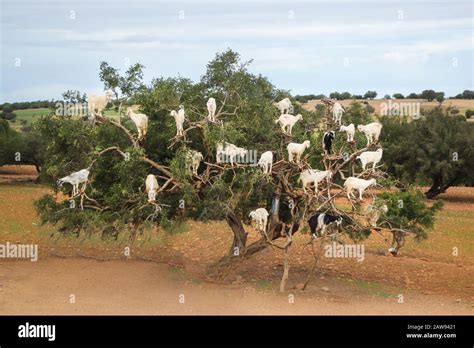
left=322, top=131, right=335, bottom=155
left=308, top=212, right=342, bottom=238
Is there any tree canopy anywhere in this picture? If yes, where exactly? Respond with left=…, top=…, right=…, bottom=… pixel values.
left=32, top=50, right=443, bottom=291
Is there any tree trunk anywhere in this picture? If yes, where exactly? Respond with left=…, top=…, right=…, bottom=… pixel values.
left=279, top=240, right=292, bottom=292
left=425, top=176, right=453, bottom=199
left=226, top=212, right=248, bottom=257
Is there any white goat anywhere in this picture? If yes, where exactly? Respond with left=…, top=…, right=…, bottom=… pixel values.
left=365, top=204, right=388, bottom=227
left=275, top=97, right=293, bottom=114
left=127, top=107, right=148, bottom=140
left=299, top=169, right=332, bottom=194
left=249, top=208, right=269, bottom=235
left=274, top=113, right=303, bottom=135
left=343, top=177, right=377, bottom=201
left=339, top=123, right=355, bottom=142
left=88, top=90, right=114, bottom=120
left=207, top=98, right=217, bottom=122
left=287, top=140, right=311, bottom=163
left=187, top=150, right=203, bottom=175
left=145, top=174, right=159, bottom=202
left=258, top=151, right=273, bottom=174
left=170, top=105, right=186, bottom=137
left=216, top=142, right=247, bottom=165
left=332, top=102, right=345, bottom=125
left=357, top=148, right=383, bottom=170
left=357, top=122, right=382, bottom=146
left=57, top=169, right=90, bottom=197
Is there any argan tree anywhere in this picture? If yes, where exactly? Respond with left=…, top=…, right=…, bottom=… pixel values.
left=35, top=50, right=442, bottom=291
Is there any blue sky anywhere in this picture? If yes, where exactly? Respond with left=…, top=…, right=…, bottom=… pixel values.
left=1, top=0, right=472, bottom=102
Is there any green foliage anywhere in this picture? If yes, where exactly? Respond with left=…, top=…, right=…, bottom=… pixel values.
left=0, top=111, right=17, bottom=121
left=465, top=110, right=474, bottom=118
left=421, top=89, right=436, bottom=101
left=392, top=93, right=404, bottom=99
left=364, top=91, right=377, bottom=99
left=99, top=61, right=145, bottom=101
left=329, top=92, right=351, bottom=100
left=294, top=94, right=326, bottom=103
left=380, top=108, right=474, bottom=197
left=377, top=189, right=443, bottom=240
left=0, top=120, right=22, bottom=165
left=33, top=49, right=443, bottom=248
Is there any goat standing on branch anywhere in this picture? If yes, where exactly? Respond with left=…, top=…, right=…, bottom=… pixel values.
left=357, top=148, right=383, bottom=170
left=88, top=90, right=114, bottom=122
left=57, top=168, right=90, bottom=197
left=287, top=140, right=311, bottom=164
left=187, top=150, right=204, bottom=175
left=170, top=105, right=186, bottom=137
left=127, top=107, right=148, bottom=141
left=308, top=212, right=342, bottom=239
left=322, top=131, right=335, bottom=155
left=145, top=174, right=159, bottom=202
left=299, top=169, right=332, bottom=194
left=358, top=122, right=382, bottom=146
left=275, top=97, right=293, bottom=114
left=207, top=98, right=217, bottom=122
left=332, top=102, right=345, bottom=125
left=344, top=177, right=377, bottom=201
left=249, top=208, right=269, bottom=236
left=339, top=123, right=355, bottom=142
left=275, top=113, right=303, bottom=135
left=258, top=151, right=273, bottom=174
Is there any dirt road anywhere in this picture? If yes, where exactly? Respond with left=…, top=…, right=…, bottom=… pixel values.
left=1, top=257, right=471, bottom=315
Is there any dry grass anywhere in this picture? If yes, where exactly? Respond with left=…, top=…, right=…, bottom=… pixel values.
left=303, top=98, right=474, bottom=120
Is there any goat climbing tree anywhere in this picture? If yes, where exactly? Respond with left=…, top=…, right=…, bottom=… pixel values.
left=35, top=50, right=442, bottom=291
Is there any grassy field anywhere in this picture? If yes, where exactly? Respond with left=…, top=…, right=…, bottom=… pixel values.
left=7, top=108, right=122, bottom=129
left=11, top=108, right=51, bottom=125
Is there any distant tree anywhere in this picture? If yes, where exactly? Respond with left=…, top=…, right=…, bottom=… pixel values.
left=352, top=95, right=363, bottom=99
left=407, top=93, right=420, bottom=99
left=0, top=120, right=23, bottom=165
left=363, top=91, right=377, bottom=99
left=462, top=90, right=474, bottom=99
left=435, top=92, right=445, bottom=106
left=340, top=92, right=352, bottom=100
left=381, top=108, right=474, bottom=198
left=421, top=89, right=437, bottom=102
left=384, top=94, right=391, bottom=99
left=392, top=93, right=404, bottom=99
left=0, top=111, right=16, bottom=121
left=329, top=92, right=342, bottom=100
